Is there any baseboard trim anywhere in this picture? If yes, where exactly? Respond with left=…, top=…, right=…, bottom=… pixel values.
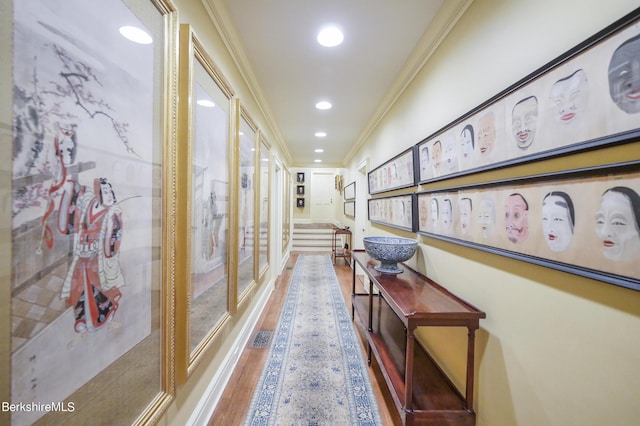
left=186, top=277, right=275, bottom=426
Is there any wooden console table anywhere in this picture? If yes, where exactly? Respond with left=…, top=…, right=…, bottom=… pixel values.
left=351, top=250, right=486, bottom=425
left=332, top=227, right=351, bottom=265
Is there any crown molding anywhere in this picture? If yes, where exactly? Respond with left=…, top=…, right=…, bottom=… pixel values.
left=201, top=0, right=293, bottom=164
left=344, top=0, right=474, bottom=165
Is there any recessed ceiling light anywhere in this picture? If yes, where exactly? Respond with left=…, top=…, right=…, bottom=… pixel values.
left=119, top=26, right=153, bottom=44
left=196, top=99, right=215, bottom=108
left=315, top=101, right=332, bottom=110
left=314, top=149, right=324, bottom=153
left=315, top=132, right=327, bottom=137
left=314, top=159, right=322, bottom=163
left=317, top=26, right=343, bottom=47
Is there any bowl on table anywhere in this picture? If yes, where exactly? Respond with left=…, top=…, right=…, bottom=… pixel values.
left=362, top=236, right=418, bottom=275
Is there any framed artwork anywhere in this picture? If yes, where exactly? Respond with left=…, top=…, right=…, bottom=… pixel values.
left=344, top=200, right=356, bottom=217
left=258, top=135, right=270, bottom=280
left=344, top=181, right=356, bottom=200
left=335, top=174, right=344, bottom=192
left=235, top=103, right=258, bottom=306
left=5, top=0, right=178, bottom=424
left=417, top=8, right=640, bottom=184
left=176, top=25, right=234, bottom=382
left=416, top=161, right=640, bottom=291
left=297, top=172, right=305, bottom=183
left=297, top=198, right=305, bottom=208
left=296, top=184, right=305, bottom=195
left=368, top=193, right=417, bottom=232
left=282, top=168, right=291, bottom=253
left=368, top=147, right=417, bottom=194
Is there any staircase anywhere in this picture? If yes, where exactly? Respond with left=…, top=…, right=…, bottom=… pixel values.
left=292, top=223, right=335, bottom=252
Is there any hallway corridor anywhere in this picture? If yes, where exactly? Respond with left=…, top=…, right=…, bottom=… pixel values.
left=208, top=252, right=401, bottom=425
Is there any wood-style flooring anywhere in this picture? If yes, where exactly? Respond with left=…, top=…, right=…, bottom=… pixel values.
left=208, top=252, right=402, bottom=426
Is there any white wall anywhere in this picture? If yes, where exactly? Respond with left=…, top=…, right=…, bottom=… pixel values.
left=350, top=0, right=640, bottom=425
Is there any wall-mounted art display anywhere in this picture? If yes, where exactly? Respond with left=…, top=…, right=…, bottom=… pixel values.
left=368, top=193, right=417, bottom=232
left=282, top=168, right=291, bottom=252
left=176, top=25, right=233, bottom=382
left=297, top=172, right=305, bottom=183
left=416, top=161, right=640, bottom=291
left=236, top=103, right=258, bottom=305
left=344, top=200, right=356, bottom=217
left=344, top=181, right=356, bottom=200
left=368, top=147, right=417, bottom=194
left=335, top=174, right=344, bottom=192
left=258, top=135, right=270, bottom=279
left=416, top=8, right=640, bottom=184
left=296, top=184, right=305, bottom=195
left=297, top=198, right=305, bottom=208
left=6, top=0, right=177, bottom=423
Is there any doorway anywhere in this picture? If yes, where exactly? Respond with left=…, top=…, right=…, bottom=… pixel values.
left=310, top=171, right=335, bottom=222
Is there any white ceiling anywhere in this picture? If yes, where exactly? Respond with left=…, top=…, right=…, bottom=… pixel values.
left=206, top=0, right=469, bottom=167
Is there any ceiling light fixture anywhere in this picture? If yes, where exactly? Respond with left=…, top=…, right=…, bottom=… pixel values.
left=314, top=149, right=324, bottom=153
left=314, top=159, right=322, bottom=163
left=317, top=26, right=343, bottom=47
left=119, top=25, right=153, bottom=44
left=315, top=101, right=332, bottom=110
left=315, top=132, right=327, bottom=137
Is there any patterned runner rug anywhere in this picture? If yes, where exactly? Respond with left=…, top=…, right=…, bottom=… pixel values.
left=244, top=255, right=382, bottom=425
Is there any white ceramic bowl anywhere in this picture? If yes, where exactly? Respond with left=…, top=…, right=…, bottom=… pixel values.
left=362, top=236, right=418, bottom=274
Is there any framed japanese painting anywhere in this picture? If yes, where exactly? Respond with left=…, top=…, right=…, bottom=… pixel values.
left=368, top=193, right=417, bottom=232
left=368, top=147, right=417, bottom=195
left=176, top=25, right=234, bottom=383
left=416, top=7, right=640, bottom=184
left=344, top=181, right=356, bottom=200
left=282, top=168, right=291, bottom=253
left=344, top=201, right=356, bottom=218
left=235, top=103, right=258, bottom=307
left=416, top=161, right=640, bottom=291
left=4, top=0, right=178, bottom=424
left=258, top=135, right=271, bottom=280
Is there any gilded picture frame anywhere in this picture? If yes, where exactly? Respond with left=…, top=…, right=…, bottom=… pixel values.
left=257, top=134, right=271, bottom=281
left=176, top=25, right=234, bottom=383
left=4, top=0, right=178, bottom=423
left=282, top=167, right=291, bottom=254
left=235, top=103, right=258, bottom=308
left=416, top=8, right=640, bottom=184
left=416, top=161, right=640, bottom=291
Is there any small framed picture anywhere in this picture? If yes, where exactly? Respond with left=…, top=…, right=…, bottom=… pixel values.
left=297, top=172, right=305, bottom=183
left=297, top=185, right=305, bottom=195
left=297, top=198, right=305, bottom=207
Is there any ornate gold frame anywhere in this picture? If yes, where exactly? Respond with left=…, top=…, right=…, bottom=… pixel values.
left=176, top=24, right=235, bottom=383
left=4, top=0, right=178, bottom=423
left=234, top=102, right=259, bottom=309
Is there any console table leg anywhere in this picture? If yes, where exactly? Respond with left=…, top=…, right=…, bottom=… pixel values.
left=466, top=327, right=478, bottom=412
left=405, top=327, right=415, bottom=413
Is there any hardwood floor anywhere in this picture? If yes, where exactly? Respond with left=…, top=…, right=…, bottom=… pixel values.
left=208, top=252, right=402, bottom=426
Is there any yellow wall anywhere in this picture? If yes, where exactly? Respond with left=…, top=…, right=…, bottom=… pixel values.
left=161, top=0, right=640, bottom=425
left=349, top=0, right=640, bottom=425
